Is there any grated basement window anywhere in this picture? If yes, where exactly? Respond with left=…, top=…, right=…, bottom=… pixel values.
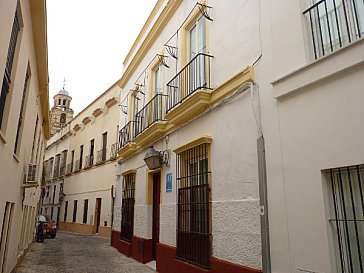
left=328, top=164, right=364, bottom=273
left=176, top=143, right=211, bottom=269
left=120, top=172, right=136, bottom=242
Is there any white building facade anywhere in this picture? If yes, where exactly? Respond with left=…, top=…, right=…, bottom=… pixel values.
left=112, top=1, right=262, bottom=273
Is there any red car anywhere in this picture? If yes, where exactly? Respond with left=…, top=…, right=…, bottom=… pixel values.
left=38, top=215, right=57, bottom=238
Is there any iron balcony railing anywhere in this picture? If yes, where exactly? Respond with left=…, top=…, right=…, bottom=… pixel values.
left=74, top=160, right=81, bottom=172
left=303, top=0, right=364, bottom=60
left=166, top=53, right=213, bottom=113
left=66, top=163, right=73, bottom=175
left=118, top=121, right=136, bottom=149
left=96, top=148, right=107, bottom=164
left=84, top=155, right=94, bottom=169
left=134, top=93, right=167, bottom=137
left=110, top=143, right=118, bottom=159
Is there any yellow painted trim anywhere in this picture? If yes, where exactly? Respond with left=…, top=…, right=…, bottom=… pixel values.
left=146, top=171, right=154, bottom=205
left=145, top=169, right=162, bottom=205
left=173, top=136, right=212, bottom=154
left=165, top=90, right=211, bottom=127
left=210, top=66, right=254, bottom=105
left=30, top=0, right=50, bottom=139
left=133, top=121, right=167, bottom=148
left=122, top=169, right=137, bottom=176
left=123, top=0, right=164, bottom=65
left=118, top=0, right=183, bottom=89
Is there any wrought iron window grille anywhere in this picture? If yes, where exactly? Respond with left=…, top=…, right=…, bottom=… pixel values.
left=327, top=164, right=364, bottom=273
left=120, top=173, right=136, bottom=242
left=303, top=0, right=364, bottom=60
left=176, top=143, right=211, bottom=269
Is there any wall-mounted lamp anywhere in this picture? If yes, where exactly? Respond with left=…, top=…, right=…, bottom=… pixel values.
left=144, top=146, right=170, bottom=170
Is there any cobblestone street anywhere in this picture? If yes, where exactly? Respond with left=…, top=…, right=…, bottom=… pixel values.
left=14, top=232, right=156, bottom=273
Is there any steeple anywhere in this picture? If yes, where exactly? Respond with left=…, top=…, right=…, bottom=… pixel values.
left=49, top=82, right=74, bottom=136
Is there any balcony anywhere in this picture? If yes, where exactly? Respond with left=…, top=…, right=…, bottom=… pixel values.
left=118, top=121, right=138, bottom=159
left=110, top=143, right=118, bottom=159
left=96, top=148, right=107, bottom=164
left=133, top=93, right=168, bottom=147
left=303, top=0, right=364, bottom=60
left=166, top=53, right=213, bottom=126
left=84, top=155, right=94, bottom=169
left=66, top=163, right=73, bottom=175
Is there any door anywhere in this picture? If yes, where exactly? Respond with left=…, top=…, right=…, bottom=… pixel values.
left=94, top=198, right=102, bottom=234
left=152, top=172, right=161, bottom=260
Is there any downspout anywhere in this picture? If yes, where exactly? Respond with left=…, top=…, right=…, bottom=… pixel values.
left=110, top=184, right=114, bottom=245
left=245, top=82, right=271, bottom=273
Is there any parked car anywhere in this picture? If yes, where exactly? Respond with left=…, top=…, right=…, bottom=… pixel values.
left=36, top=215, right=57, bottom=239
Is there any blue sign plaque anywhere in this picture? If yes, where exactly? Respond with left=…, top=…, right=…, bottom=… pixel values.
left=166, top=173, right=172, bottom=192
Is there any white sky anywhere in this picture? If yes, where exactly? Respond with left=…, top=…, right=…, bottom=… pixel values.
left=47, top=0, right=158, bottom=115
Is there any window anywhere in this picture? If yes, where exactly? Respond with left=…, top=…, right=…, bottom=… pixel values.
left=58, top=99, right=61, bottom=106
left=120, top=172, right=136, bottom=242
left=327, top=164, right=364, bottom=273
left=60, top=113, right=66, bottom=124
left=176, top=143, right=211, bottom=269
left=79, top=145, right=83, bottom=169
left=188, top=15, right=206, bottom=61
left=0, top=10, right=21, bottom=129
left=102, top=132, right=107, bottom=161
left=14, top=66, right=30, bottom=155
left=63, top=99, right=66, bottom=106
left=83, top=200, right=88, bottom=224
left=188, top=15, right=207, bottom=92
left=64, top=201, right=68, bottom=222
left=303, top=0, right=364, bottom=60
left=54, top=154, right=61, bottom=178
left=153, top=62, right=163, bottom=95
left=73, top=200, right=78, bottom=223
left=89, top=139, right=94, bottom=166
left=31, top=115, right=39, bottom=160
left=52, top=185, right=56, bottom=203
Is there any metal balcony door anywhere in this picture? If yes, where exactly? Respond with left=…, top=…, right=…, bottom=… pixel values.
left=152, top=172, right=161, bottom=260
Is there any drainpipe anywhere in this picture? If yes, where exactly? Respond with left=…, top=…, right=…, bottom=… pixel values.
left=243, top=82, right=271, bottom=273
left=110, top=184, right=114, bottom=245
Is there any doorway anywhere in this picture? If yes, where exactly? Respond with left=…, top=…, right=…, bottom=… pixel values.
left=94, top=198, right=102, bottom=234
left=152, top=172, right=161, bottom=260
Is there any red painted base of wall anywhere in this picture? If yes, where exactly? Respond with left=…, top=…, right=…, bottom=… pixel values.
left=131, top=235, right=153, bottom=264
left=111, top=230, right=132, bottom=256
left=156, top=243, right=262, bottom=273
left=111, top=230, right=152, bottom=264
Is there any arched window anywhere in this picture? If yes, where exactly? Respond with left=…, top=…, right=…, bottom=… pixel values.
left=60, top=113, right=66, bottom=124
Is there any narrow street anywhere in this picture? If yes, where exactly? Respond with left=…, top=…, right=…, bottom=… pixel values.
left=14, top=232, right=156, bottom=273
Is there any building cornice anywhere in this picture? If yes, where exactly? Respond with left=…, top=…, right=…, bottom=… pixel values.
left=118, top=0, right=182, bottom=88
left=30, top=0, right=50, bottom=139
